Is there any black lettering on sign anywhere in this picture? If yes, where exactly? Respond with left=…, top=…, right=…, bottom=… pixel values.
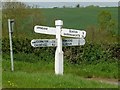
left=36, top=40, right=43, bottom=43
left=43, top=40, right=48, bottom=42
left=82, top=32, right=85, bottom=37
left=37, top=27, right=48, bottom=30
left=34, top=43, right=47, bottom=47
left=63, top=39, right=72, bottom=42
left=63, top=42, right=72, bottom=46
left=33, top=40, right=49, bottom=43
left=52, top=43, right=56, bottom=46
left=64, top=33, right=80, bottom=37
left=32, top=41, right=35, bottom=43
left=69, top=29, right=78, bottom=33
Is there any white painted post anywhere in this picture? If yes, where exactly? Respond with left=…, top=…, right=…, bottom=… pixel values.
left=55, top=20, right=63, bottom=75
left=8, top=19, right=14, bottom=71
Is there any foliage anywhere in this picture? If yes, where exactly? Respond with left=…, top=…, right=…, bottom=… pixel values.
left=64, top=42, right=119, bottom=64
left=2, top=2, right=44, bottom=38
left=76, top=4, right=80, bottom=8
left=98, top=10, right=112, bottom=31
left=2, top=2, right=28, bottom=9
left=86, top=5, right=100, bottom=8
left=98, top=10, right=117, bottom=35
left=2, top=37, right=119, bottom=64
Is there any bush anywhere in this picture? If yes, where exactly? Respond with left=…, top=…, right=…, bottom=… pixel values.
left=2, top=37, right=119, bottom=64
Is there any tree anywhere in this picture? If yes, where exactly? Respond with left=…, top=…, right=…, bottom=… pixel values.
left=108, top=19, right=117, bottom=34
left=76, top=4, right=80, bottom=8
left=2, top=2, right=29, bottom=33
left=63, top=5, right=66, bottom=8
left=2, top=1, right=44, bottom=38
left=2, top=1, right=29, bottom=21
left=98, top=10, right=117, bottom=35
left=86, top=5, right=99, bottom=8
left=98, top=10, right=112, bottom=31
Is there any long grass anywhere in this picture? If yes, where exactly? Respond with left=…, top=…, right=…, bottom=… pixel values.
left=2, top=53, right=118, bottom=79
left=2, top=53, right=118, bottom=88
left=2, top=71, right=118, bottom=88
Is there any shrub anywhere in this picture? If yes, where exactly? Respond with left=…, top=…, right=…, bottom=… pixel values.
left=2, top=37, right=119, bottom=64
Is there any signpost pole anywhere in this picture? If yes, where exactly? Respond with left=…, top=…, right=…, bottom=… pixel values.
left=55, top=20, right=63, bottom=75
left=8, top=19, right=14, bottom=72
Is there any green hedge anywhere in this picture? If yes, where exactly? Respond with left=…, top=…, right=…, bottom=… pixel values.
left=2, top=37, right=119, bottom=64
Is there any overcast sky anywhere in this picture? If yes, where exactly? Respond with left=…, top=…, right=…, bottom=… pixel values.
left=24, top=2, right=118, bottom=8
left=9, top=0, right=120, bottom=2
left=1, top=0, right=119, bottom=8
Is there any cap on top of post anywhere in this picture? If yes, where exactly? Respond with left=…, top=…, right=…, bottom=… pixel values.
left=10, top=19, right=14, bottom=23
left=55, top=20, right=63, bottom=26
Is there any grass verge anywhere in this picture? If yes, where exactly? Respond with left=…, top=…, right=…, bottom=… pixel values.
left=2, top=54, right=118, bottom=88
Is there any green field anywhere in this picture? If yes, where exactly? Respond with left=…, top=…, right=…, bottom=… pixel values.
left=2, top=7, right=118, bottom=40
left=42, top=7, right=118, bottom=29
left=2, top=5, right=119, bottom=88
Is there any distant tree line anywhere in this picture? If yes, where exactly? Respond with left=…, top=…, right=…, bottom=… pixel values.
left=53, top=4, right=100, bottom=9
left=2, top=2, right=29, bottom=9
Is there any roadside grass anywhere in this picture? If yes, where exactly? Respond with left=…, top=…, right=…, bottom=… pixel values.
left=2, top=53, right=118, bottom=79
left=66, top=61, right=118, bottom=79
left=2, top=71, right=118, bottom=88
left=2, top=53, right=118, bottom=88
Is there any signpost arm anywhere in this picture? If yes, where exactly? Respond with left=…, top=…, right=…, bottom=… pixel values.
left=55, top=20, right=63, bottom=75
left=8, top=19, right=14, bottom=72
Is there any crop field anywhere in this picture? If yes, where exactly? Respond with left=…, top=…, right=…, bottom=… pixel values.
left=2, top=7, right=118, bottom=41
left=1, top=3, right=119, bottom=88
left=42, top=7, right=118, bottom=29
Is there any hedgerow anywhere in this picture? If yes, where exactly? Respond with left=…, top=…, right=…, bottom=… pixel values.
left=2, top=37, right=119, bottom=64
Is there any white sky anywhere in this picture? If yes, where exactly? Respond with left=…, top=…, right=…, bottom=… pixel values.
left=25, top=2, right=118, bottom=8
left=2, top=0, right=120, bottom=2
left=1, top=0, right=119, bottom=8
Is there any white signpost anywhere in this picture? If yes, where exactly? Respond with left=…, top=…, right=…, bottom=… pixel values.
left=31, top=39, right=56, bottom=47
left=34, top=25, right=56, bottom=35
left=31, top=38, right=85, bottom=47
left=31, top=20, right=86, bottom=75
left=62, top=38, right=85, bottom=46
left=34, top=25, right=86, bottom=38
left=61, top=28, right=86, bottom=38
